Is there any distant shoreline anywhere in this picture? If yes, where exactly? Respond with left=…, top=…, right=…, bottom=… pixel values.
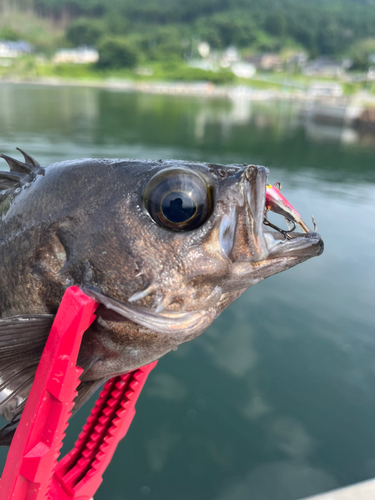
left=1, top=77, right=375, bottom=108
left=0, top=76, right=357, bottom=100
left=0, top=75, right=293, bottom=99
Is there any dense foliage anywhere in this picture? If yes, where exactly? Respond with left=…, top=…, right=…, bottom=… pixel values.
left=1, top=0, right=375, bottom=68
left=66, top=18, right=105, bottom=47
left=97, top=37, right=138, bottom=68
left=350, top=38, right=375, bottom=69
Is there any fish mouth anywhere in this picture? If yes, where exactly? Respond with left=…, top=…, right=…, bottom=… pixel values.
left=244, top=165, right=323, bottom=262
left=225, top=165, right=323, bottom=288
left=83, top=288, right=216, bottom=338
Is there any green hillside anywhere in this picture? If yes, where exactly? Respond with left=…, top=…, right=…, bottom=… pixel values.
left=1, top=0, right=375, bottom=57
left=1, top=0, right=375, bottom=87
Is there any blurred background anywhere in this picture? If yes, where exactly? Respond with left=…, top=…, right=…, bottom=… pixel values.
left=2, top=0, right=375, bottom=101
left=0, top=1, right=375, bottom=500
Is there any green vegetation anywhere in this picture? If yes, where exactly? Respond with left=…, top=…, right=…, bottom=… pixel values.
left=97, top=37, right=138, bottom=69
left=1, top=0, right=375, bottom=90
left=350, top=38, right=375, bottom=70
left=66, top=18, right=105, bottom=47
left=0, top=10, right=64, bottom=51
left=0, top=27, right=22, bottom=41
left=1, top=0, right=375, bottom=58
left=150, top=63, right=235, bottom=84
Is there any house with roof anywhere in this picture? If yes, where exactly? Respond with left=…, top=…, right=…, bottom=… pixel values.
left=0, top=40, right=33, bottom=58
left=303, top=57, right=344, bottom=77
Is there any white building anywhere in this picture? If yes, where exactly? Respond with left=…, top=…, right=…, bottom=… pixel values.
left=53, top=46, right=99, bottom=64
left=0, top=40, right=33, bottom=58
left=231, top=62, right=256, bottom=79
left=198, top=41, right=210, bottom=59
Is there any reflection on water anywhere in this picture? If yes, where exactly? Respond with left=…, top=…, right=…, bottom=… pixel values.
left=217, top=460, right=337, bottom=500
left=0, top=84, right=374, bottom=500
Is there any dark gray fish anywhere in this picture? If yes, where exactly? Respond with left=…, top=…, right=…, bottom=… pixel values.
left=0, top=150, right=323, bottom=445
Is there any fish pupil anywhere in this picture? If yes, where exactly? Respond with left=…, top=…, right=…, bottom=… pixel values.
left=161, top=191, right=196, bottom=223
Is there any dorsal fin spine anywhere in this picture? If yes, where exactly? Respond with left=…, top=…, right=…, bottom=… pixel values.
left=0, top=171, right=24, bottom=182
left=0, top=154, right=32, bottom=175
left=16, top=148, right=41, bottom=171
left=0, top=149, right=44, bottom=192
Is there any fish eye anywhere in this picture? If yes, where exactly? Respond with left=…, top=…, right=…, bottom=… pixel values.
left=142, top=168, right=213, bottom=231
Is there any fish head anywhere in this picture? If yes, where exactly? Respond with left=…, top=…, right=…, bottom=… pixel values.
left=51, top=160, right=323, bottom=355
left=0, top=153, right=324, bottom=425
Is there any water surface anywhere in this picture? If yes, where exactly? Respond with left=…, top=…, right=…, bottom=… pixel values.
left=0, top=84, right=374, bottom=500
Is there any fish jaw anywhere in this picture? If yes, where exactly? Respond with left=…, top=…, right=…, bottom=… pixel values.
left=228, top=230, right=324, bottom=291
left=84, top=287, right=217, bottom=342
left=264, top=230, right=324, bottom=259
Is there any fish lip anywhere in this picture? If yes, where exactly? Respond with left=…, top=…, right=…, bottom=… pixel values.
left=83, top=288, right=216, bottom=337
left=264, top=230, right=324, bottom=259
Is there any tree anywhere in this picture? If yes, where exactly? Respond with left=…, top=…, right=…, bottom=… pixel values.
left=195, top=11, right=258, bottom=49
left=264, top=13, right=286, bottom=38
left=350, top=38, right=375, bottom=70
left=97, top=37, right=138, bottom=68
left=0, top=27, right=22, bottom=41
left=66, top=18, right=104, bottom=47
left=145, top=26, right=185, bottom=61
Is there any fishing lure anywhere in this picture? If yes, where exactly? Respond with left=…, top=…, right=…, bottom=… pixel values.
left=265, top=182, right=313, bottom=237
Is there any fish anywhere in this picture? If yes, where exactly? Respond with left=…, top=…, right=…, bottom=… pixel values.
left=0, top=150, right=324, bottom=445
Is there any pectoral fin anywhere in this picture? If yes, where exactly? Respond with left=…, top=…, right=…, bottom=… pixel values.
left=0, top=314, right=106, bottom=446
left=0, top=314, right=54, bottom=445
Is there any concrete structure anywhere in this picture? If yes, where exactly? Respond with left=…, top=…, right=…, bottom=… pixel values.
left=307, top=82, right=343, bottom=98
left=301, top=478, right=375, bottom=500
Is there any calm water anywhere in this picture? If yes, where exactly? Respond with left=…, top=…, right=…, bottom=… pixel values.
left=0, top=84, right=374, bottom=500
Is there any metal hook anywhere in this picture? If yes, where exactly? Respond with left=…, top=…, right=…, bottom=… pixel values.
left=263, top=216, right=296, bottom=240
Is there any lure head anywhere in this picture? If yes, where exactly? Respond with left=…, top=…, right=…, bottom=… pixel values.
left=266, top=183, right=311, bottom=233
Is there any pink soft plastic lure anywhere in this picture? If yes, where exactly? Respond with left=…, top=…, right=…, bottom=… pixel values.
left=265, top=183, right=311, bottom=233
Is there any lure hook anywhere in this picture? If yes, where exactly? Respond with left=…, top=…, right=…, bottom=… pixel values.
left=263, top=216, right=296, bottom=240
